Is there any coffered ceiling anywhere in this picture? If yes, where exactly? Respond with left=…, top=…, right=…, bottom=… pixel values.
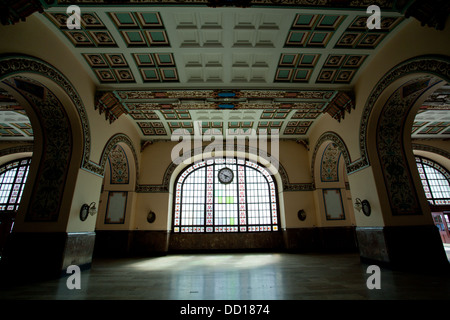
left=41, top=7, right=404, bottom=89
left=35, top=5, right=407, bottom=140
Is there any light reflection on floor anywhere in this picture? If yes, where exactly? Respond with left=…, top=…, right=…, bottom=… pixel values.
left=127, top=253, right=283, bottom=300
left=162, top=254, right=283, bottom=300
left=1, top=252, right=450, bottom=300
left=129, top=254, right=281, bottom=271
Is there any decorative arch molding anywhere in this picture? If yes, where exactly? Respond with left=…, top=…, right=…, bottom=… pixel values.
left=311, top=131, right=351, bottom=182
left=136, top=144, right=315, bottom=193
left=350, top=55, right=450, bottom=174
left=0, top=54, right=99, bottom=174
left=2, top=76, right=73, bottom=221
left=412, top=143, right=450, bottom=160
left=98, top=133, right=139, bottom=187
left=376, top=76, right=443, bottom=215
left=0, top=144, right=34, bottom=158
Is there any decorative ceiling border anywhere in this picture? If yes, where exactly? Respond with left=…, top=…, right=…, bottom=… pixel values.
left=52, top=0, right=396, bottom=9
left=94, top=88, right=352, bottom=123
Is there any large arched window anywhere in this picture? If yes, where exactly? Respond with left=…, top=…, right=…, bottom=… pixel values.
left=173, top=158, right=279, bottom=233
left=415, top=156, right=450, bottom=205
left=0, top=158, right=31, bottom=211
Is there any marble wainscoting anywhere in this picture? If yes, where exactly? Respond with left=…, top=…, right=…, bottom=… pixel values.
left=94, top=227, right=358, bottom=256
left=356, top=225, right=450, bottom=271
left=0, top=231, right=96, bottom=282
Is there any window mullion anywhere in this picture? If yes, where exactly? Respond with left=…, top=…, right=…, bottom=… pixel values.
left=244, top=163, right=249, bottom=231
left=6, top=165, right=19, bottom=209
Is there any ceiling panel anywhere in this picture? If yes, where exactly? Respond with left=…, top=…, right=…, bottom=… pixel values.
left=40, top=7, right=405, bottom=89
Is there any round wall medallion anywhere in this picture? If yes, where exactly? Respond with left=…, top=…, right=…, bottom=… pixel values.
left=80, top=204, right=89, bottom=221
left=147, top=210, right=156, bottom=223
left=361, top=200, right=371, bottom=217
left=298, top=209, right=306, bottom=221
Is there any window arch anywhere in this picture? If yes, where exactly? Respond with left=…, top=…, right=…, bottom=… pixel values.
left=173, top=158, right=279, bottom=233
left=0, top=157, right=31, bottom=211
left=415, top=156, right=450, bottom=205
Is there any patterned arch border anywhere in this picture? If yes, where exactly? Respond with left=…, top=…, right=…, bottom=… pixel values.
left=0, top=54, right=101, bottom=174
left=136, top=144, right=315, bottom=193
left=98, top=133, right=140, bottom=187
left=348, top=55, right=450, bottom=174
left=412, top=143, right=450, bottom=161
left=311, top=131, right=352, bottom=182
left=0, top=144, right=34, bottom=158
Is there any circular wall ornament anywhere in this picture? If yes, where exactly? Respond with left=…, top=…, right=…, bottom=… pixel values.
left=298, top=209, right=306, bottom=221
left=361, top=200, right=371, bottom=217
left=80, top=204, right=89, bottom=221
left=147, top=210, right=156, bottom=223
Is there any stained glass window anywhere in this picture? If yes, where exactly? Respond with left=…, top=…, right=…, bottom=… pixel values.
left=415, top=156, right=450, bottom=205
left=173, top=158, right=279, bottom=233
left=0, top=158, right=31, bottom=211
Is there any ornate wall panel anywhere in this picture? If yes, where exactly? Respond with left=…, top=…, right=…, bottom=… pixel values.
left=97, top=133, right=139, bottom=193
left=108, top=144, right=129, bottom=184
left=311, top=131, right=351, bottom=183
left=321, top=143, right=341, bottom=182
left=376, top=76, right=442, bottom=215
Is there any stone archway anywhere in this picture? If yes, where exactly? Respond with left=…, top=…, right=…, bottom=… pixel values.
left=355, top=55, right=450, bottom=271
left=350, top=55, right=450, bottom=174
left=0, top=55, right=95, bottom=281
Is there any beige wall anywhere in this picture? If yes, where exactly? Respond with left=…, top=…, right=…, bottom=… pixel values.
left=126, top=139, right=355, bottom=232
left=0, top=13, right=449, bottom=236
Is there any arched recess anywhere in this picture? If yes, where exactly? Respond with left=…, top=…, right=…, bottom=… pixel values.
left=166, top=147, right=286, bottom=251
left=356, top=55, right=450, bottom=271
left=93, top=133, right=139, bottom=257
left=97, top=133, right=139, bottom=187
left=311, top=131, right=352, bottom=183
left=310, top=132, right=357, bottom=250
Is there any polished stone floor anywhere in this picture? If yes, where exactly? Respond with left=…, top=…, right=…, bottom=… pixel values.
left=1, top=251, right=450, bottom=300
